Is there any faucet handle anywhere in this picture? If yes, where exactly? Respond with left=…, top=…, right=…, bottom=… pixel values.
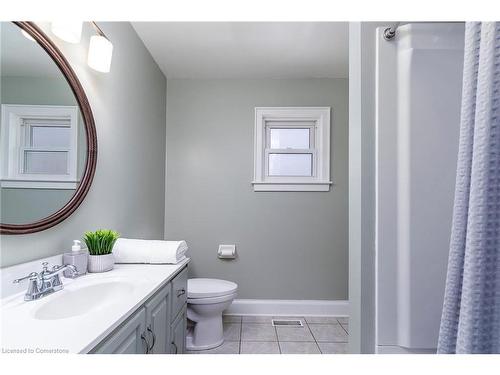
left=13, top=272, right=38, bottom=284
left=40, top=262, right=52, bottom=277
left=45, top=264, right=77, bottom=279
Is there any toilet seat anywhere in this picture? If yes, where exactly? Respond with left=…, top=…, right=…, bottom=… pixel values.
left=187, top=278, right=238, bottom=299
left=187, top=292, right=238, bottom=305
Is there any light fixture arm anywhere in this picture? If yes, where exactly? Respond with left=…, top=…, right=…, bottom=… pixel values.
left=91, top=22, right=109, bottom=40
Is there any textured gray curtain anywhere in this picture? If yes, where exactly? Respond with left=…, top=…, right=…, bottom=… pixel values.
left=437, top=22, right=500, bottom=354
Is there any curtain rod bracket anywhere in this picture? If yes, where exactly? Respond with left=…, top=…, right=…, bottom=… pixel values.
left=383, top=26, right=398, bottom=41
left=383, top=27, right=396, bottom=40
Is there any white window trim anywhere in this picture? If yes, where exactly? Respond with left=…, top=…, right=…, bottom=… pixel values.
left=0, top=104, right=79, bottom=189
left=253, top=107, right=332, bottom=192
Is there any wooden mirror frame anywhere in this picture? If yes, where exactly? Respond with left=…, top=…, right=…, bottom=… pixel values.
left=0, top=22, right=98, bottom=235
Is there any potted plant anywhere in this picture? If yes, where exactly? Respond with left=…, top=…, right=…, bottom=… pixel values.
left=83, top=229, right=119, bottom=273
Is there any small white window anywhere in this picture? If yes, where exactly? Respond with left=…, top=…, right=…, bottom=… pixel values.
left=253, top=107, right=331, bottom=191
left=0, top=104, right=79, bottom=189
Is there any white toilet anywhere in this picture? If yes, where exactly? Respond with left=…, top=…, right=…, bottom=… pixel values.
left=186, top=278, right=238, bottom=351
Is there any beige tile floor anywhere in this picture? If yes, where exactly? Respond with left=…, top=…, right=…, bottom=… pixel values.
left=186, top=315, right=349, bottom=354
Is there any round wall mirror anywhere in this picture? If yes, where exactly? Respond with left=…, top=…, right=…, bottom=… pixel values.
left=0, top=22, right=97, bottom=234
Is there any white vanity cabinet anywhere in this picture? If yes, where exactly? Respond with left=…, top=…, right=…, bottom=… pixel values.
left=91, top=266, right=188, bottom=354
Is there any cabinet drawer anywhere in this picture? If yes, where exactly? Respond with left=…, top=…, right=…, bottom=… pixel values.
left=171, top=267, right=188, bottom=322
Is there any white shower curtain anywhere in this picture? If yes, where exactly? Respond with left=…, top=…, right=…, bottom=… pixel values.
left=438, top=22, right=500, bottom=354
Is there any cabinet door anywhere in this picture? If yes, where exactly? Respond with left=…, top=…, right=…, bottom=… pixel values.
left=93, top=308, right=147, bottom=354
left=171, top=267, right=188, bottom=322
left=170, top=304, right=187, bottom=354
left=145, top=283, right=171, bottom=354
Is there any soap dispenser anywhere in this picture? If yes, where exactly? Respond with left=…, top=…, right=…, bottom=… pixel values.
left=62, top=240, right=88, bottom=278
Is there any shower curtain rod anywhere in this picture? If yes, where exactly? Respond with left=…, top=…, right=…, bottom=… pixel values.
left=383, top=21, right=464, bottom=41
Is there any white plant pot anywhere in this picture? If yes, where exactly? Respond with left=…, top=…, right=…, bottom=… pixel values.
left=88, top=253, right=114, bottom=273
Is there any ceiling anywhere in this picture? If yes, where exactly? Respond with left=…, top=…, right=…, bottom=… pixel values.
left=132, top=22, right=348, bottom=79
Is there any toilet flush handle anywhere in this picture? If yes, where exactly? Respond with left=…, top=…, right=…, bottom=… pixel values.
left=177, top=288, right=186, bottom=297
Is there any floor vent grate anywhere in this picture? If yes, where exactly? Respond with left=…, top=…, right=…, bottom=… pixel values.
left=271, top=319, right=303, bottom=327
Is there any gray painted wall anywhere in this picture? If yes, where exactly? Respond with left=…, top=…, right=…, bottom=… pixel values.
left=1, top=188, right=74, bottom=224
left=0, top=22, right=166, bottom=267
left=165, top=78, right=348, bottom=300
left=1, top=76, right=76, bottom=106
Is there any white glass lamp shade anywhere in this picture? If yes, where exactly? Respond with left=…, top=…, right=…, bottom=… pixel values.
left=87, top=35, right=113, bottom=73
left=51, top=22, right=83, bottom=43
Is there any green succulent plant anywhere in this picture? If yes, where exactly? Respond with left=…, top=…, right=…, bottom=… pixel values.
left=83, top=229, right=120, bottom=256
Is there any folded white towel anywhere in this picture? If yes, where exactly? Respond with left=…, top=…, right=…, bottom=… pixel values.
left=113, top=238, right=188, bottom=264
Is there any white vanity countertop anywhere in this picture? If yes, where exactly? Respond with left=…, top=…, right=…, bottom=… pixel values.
left=1, top=259, right=189, bottom=354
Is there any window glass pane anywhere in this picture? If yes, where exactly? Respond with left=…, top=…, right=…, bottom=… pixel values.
left=269, top=128, right=310, bottom=149
left=24, top=151, right=68, bottom=174
left=31, top=126, right=71, bottom=148
left=268, top=153, right=312, bottom=176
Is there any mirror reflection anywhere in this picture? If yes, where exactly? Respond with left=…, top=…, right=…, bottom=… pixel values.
left=0, top=22, right=87, bottom=225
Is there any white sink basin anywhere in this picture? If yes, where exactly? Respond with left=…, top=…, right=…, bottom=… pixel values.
left=33, top=281, right=134, bottom=320
left=2, top=261, right=189, bottom=353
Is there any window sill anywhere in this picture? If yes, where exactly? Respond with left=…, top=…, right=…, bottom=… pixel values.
left=0, top=180, right=78, bottom=190
left=252, top=181, right=332, bottom=192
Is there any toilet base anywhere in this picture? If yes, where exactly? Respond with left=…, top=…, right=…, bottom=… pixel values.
left=185, top=315, right=225, bottom=351
left=186, top=292, right=237, bottom=351
left=186, top=333, right=224, bottom=351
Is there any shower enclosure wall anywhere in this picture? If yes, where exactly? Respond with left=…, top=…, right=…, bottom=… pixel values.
left=375, top=23, right=465, bottom=353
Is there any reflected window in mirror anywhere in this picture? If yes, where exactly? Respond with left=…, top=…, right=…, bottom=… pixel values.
left=0, top=104, right=79, bottom=189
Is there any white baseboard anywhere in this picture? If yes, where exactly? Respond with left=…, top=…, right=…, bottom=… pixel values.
left=376, top=345, right=437, bottom=354
left=224, top=299, right=349, bottom=317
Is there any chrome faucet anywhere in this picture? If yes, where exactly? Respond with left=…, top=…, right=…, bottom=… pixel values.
left=13, top=262, right=78, bottom=301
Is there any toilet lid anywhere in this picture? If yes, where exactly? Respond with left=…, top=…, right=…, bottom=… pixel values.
left=188, top=278, right=238, bottom=298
